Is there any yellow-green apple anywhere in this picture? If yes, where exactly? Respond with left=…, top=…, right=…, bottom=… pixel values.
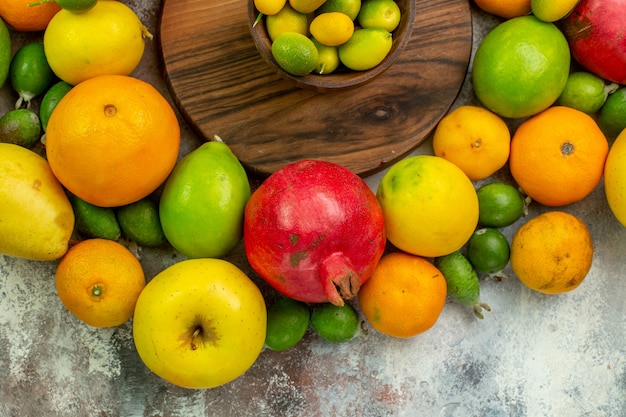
left=132, top=258, right=267, bottom=389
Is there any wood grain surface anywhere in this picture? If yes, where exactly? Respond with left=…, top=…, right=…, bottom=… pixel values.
left=159, top=0, right=472, bottom=176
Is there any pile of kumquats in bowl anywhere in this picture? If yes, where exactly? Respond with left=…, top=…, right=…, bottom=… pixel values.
left=247, top=0, right=415, bottom=92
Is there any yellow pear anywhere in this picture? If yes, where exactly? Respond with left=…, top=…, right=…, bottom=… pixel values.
left=0, top=143, right=74, bottom=261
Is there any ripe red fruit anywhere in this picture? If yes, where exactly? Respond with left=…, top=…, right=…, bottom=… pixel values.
left=243, top=160, right=386, bottom=306
left=562, top=0, right=626, bottom=84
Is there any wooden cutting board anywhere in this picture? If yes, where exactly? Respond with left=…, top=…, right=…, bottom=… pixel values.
left=159, top=0, right=472, bottom=176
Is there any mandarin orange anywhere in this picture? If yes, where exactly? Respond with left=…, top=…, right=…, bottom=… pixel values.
left=358, top=252, right=447, bottom=338
left=55, top=238, right=146, bottom=328
left=509, top=106, right=608, bottom=207
left=0, top=0, right=60, bottom=32
left=45, top=75, right=180, bottom=208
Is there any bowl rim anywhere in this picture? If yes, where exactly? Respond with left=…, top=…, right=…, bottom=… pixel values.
left=247, top=0, right=417, bottom=92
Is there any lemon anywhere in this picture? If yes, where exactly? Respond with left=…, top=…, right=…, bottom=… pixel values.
left=266, top=3, right=309, bottom=41
left=555, top=71, right=617, bottom=114
left=254, top=0, right=287, bottom=15
left=531, top=0, right=579, bottom=22
left=311, top=38, right=340, bottom=74
left=357, top=0, right=401, bottom=32
left=316, top=0, right=361, bottom=21
left=43, top=1, right=152, bottom=85
left=271, top=32, right=319, bottom=76
left=310, top=12, right=354, bottom=46
left=377, top=155, right=479, bottom=258
left=338, top=27, right=392, bottom=71
left=289, top=0, right=327, bottom=14
left=604, top=128, right=626, bottom=226
left=472, top=15, right=570, bottom=119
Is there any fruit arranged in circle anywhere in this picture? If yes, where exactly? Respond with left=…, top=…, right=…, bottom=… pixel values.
left=476, top=182, right=526, bottom=228
left=435, top=251, right=490, bottom=319
left=598, top=87, right=626, bottom=139
left=265, top=297, right=311, bottom=351
left=0, top=143, right=74, bottom=261
left=467, top=228, right=510, bottom=275
left=555, top=71, right=617, bottom=115
left=132, top=258, right=266, bottom=389
left=510, top=211, right=593, bottom=294
left=432, top=105, right=510, bottom=181
left=377, top=155, right=478, bottom=258
left=45, top=74, right=181, bottom=208
left=509, top=106, right=608, bottom=207
left=603, top=128, right=626, bottom=227
left=310, top=302, right=359, bottom=342
left=359, top=252, right=447, bottom=337
left=159, top=138, right=251, bottom=259
left=43, top=0, right=152, bottom=85
left=472, top=15, right=571, bottom=119
left=472, top=0, right=530, bottom=19
left=244, top=159, right=386, bottom=306
left=0, top=0, right=60, bottom=32
left=55, top=238, right=146, bottom=328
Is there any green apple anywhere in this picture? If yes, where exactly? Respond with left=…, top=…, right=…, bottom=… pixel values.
left=132, top=258, right=267, bottom=389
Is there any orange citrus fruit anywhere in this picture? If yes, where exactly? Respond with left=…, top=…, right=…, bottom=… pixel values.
left=0, top=0, right=60, bottom=32
left=472, top=0, right=531, bottom=19
left=509, top=106, right=608, bottom=207
left=510, top=211, right=593, bottom=294
left=432, top=105, right=511, bottom=181
left=377, top=155, right=479, bottom=258
left=55, top=238, right=146, bottom=328
left=358, top=252, right=447, bottom=338
left=45, top=74, right=180, bottom=208
left=472, top=15, right=571, bottom=119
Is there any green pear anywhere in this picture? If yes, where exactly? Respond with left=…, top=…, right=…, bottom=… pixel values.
left=0, top=143, right=75, bottom=261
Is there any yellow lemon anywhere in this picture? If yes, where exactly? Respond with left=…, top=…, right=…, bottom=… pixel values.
left=43, top=1, right=152, bottom=85
left=531, top=0, right=580, bottom=22
left=310, top=12, right=354, bottom=46
left=432, top=105, right=511, bottom=181
left=266, top=3, right=309, bottom=41
left=604, top=128, right=626, bottom=226
left=376, top=155, right=479, bottom=258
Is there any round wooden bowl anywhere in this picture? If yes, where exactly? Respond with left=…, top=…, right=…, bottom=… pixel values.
left=247, top=0, right=416, bottom=93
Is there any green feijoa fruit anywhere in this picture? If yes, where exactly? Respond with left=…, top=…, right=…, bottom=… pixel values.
left=598, top=87, right=626, bottom=140
left=310, top=302, right=359, bottom=343
left=116, top=197, right=166, bottom=248
left=0, top=109, right=41, bottom=148
left=68, top=193, right=121, bottom=240
left=40, top=81, right=72, bottom=132
left=265, top=297, right=310, bottom=351
left=10, top=42, right=56, bottom=109
left=159, top=136, right=251, bottom=259
left=435, top=251, right=491, bottom=319
left=477, top=182, right=526, bottom=228
left=0, top=18, right=11, bottom=89
left=467, top=227, right=510, bottom=274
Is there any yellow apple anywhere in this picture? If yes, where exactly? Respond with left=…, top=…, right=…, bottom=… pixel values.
left=132, top=258, right=267, bottom=389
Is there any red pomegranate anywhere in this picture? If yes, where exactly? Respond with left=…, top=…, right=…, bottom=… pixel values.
left=562, top=0, right=626, bottom=84
left=243, top=160, right=386, bottom=306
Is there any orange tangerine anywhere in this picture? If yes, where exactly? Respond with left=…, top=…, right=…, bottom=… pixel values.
left=55, top=238, right=146, bottom=328
left=509, top=106, right=608, bottom=207
left=0, top=0, right=60, bottom=32
left=510, top=211, right=593, bottom=294
left=45, top=75, right=180, bottom=208
left=358, top=252, right=447, bottom=338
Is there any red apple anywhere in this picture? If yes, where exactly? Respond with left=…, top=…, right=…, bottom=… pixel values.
left=562, top=0, right=626, bottom=84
